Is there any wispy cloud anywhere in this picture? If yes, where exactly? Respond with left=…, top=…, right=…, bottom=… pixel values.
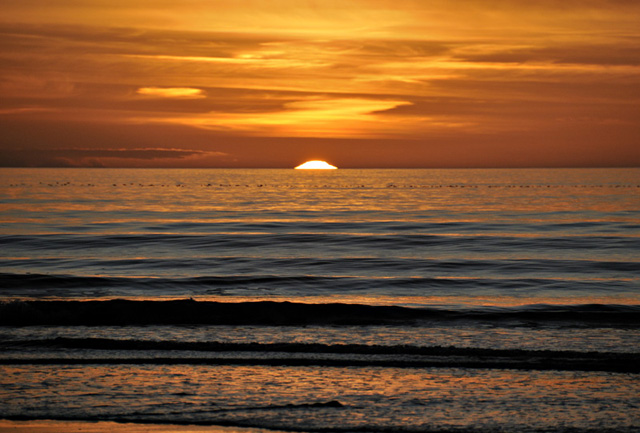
left=132, top=98, right=420, bottom=138
left=0, top=147, right=229, bottom=167
left=136, top=87, right=205, bottom=99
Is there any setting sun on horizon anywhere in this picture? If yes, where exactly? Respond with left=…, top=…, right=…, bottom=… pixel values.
left=295, top=160, right=338, bottom=170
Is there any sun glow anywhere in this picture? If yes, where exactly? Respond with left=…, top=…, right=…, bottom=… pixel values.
left=295, top=160, right=338, bottom=169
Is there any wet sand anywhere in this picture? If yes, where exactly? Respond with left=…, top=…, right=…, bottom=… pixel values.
left=0, top=420, right=285, bottom=433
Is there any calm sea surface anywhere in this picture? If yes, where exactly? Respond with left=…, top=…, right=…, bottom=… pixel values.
left=1, top=168, right=639, bottom=432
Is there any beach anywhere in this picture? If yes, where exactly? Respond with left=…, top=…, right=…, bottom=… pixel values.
left=0, top=420, right=283, bottom=433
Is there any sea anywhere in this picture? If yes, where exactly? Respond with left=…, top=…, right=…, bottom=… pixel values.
left=0, top=167, right=639, bottom=432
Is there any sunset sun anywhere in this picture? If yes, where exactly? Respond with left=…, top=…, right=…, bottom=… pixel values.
left=294, top=160, right=338, bottom=170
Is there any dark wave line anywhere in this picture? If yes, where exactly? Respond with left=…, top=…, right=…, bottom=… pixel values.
left=236, top=400, right=343, bottom=411
left=201, top=400, right=345, bottom=413
left=2, top=257, right=638, bottom=275
left=8, top=337, right=639, bottom=360
left=1, top=272, right=636, bottom=293
left=2, top=233, right=638, bottom=251
left=1, top=354, right=638, bottom=373
left=1, top=300, right=639, bottom=326
left=8, top=181, right=640, bottom=188
left=117, top=220, right=640, bottom=234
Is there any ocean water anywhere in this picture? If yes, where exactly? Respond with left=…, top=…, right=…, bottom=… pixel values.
left=0, top=167, right=639, bottom=432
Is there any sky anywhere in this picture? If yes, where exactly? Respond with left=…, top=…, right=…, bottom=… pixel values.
left=1, top=0, right=639, bottom=168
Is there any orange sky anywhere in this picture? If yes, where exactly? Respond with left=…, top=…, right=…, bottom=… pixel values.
left=1, top=0, right=639, bottom=168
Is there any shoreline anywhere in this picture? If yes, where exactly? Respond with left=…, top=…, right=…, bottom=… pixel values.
left=0, top=420, right=289, bottom=433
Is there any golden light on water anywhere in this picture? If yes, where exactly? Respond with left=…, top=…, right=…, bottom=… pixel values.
left=295, top=160, right=338, bottom=170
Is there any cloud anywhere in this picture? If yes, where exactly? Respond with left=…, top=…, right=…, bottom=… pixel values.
left=452, top=43, right=640, bottom=67
left=136, top=87, right=205, bottom=99
left=51, top=148, right=214, bottom=160
left=132, top=98, right=417, bottom=138
left=0, top=147, right=228, bottom=167
left=0, top=107, right=55, bottom=115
